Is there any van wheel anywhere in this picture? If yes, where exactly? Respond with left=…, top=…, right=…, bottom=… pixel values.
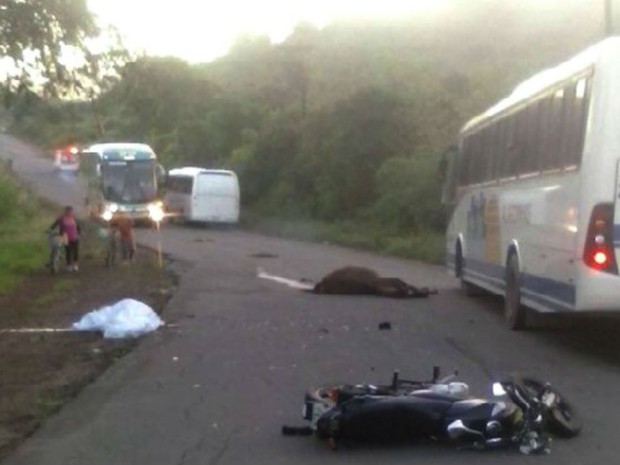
left=505, top=254, right=527, bottom=330
left=456, top=243, right=480, bottom=296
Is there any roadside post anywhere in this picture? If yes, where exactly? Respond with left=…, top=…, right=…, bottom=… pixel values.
left=148, top=205, right=165, bottom=268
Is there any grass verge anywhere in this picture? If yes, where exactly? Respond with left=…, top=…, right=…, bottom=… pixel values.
left=241, top=211, right=445, bottom=264
left=0, top=166, right=55, bottom=294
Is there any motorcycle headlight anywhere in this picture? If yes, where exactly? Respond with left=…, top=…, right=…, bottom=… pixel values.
left=101, top=210, right=113, bottom=222
left=492, top=382, right=507, bottom=397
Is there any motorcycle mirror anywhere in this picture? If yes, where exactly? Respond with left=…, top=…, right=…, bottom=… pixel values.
left=492, top=382, right=507, bottom=397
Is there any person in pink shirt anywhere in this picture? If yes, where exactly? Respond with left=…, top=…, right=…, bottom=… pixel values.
left=49, top=206, right=81, bottom=271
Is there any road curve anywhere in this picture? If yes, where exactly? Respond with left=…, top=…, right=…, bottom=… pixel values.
left=2, top=134, right=620, bottom=465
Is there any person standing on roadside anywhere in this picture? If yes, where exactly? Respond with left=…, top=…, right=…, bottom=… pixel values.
left=50, top=206, right=81, bottom=271
left=110, top=211, right=135, bottom=262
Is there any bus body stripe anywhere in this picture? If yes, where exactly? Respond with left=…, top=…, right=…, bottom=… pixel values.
left=457, top=256, right=576, bottom=309
left=612, top=224, right=620, bottom=246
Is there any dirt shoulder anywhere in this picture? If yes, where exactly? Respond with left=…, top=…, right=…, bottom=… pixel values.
left=0, top=226, right=176, bottom=461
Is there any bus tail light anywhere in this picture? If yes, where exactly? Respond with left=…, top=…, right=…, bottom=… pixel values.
left=583, top=203, right=618, bottom=274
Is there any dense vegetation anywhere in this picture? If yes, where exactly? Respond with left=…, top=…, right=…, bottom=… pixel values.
left=1, top=1, right=609, bottom=262
left=0, top=162, right=51, bottom=293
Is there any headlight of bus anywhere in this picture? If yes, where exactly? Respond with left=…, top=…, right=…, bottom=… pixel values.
left=101, top=203, right=119, bottom=222
left=148, top=203, right=165, bottom=223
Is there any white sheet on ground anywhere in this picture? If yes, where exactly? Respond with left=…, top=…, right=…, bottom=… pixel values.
left=73, top=298, right=164, bottom=339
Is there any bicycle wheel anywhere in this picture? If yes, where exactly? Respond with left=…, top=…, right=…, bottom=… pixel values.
left=50, top=246, right=61, bottom=274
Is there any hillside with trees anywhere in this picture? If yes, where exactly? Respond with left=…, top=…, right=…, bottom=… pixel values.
left=1, top=0, right=610, bottom=260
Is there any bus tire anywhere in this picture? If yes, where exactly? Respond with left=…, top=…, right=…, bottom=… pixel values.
left=505, top=253, right=527, bottom=330
left=456, top=243, right=481, bottom=296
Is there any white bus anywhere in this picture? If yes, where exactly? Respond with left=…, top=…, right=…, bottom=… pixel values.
left=164, top=167, right=240, bottom=224
left=80, top=143, right=165, bottom=222
left=443, top=37, right=620, bottom=330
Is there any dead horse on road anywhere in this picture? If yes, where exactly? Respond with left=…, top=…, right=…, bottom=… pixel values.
left=311, top=266, right=436, bottom=298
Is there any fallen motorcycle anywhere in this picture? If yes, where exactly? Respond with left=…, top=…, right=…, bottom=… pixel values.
left=291, top=367, right=581, bottom=454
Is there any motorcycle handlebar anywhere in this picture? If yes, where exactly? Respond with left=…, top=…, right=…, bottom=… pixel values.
left=390, top=367, right=459, bottom=390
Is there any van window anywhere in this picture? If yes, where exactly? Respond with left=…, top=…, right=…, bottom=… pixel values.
left=168, top=175, right=193, bottom=194
left=197, top=173, right=237, bottom=196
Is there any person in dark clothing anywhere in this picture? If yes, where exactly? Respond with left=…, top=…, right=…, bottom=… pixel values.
left=49, top=206, right=81, bottom=271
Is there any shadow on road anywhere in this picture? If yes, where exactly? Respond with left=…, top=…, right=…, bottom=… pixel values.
left=471, top=293, right=620, bottom=368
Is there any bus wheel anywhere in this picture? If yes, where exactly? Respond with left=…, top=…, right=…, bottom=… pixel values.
left=505, top=254, right=527, bottom=330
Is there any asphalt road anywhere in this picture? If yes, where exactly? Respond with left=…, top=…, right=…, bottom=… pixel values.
left=2, top=133, right=620, bottom=464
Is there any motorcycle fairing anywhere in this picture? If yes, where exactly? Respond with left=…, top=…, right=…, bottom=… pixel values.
left=320, top=395, right=453, bottom=441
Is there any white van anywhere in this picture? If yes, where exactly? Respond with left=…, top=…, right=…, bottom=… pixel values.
left=164, top=167, right=240, bottom=224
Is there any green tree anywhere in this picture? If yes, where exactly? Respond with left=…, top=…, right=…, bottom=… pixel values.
left=302, top=87, right=417, bottom=219
left=372, top=155, right=445, bottom=232
left=1, top=0, right=98, bottom=94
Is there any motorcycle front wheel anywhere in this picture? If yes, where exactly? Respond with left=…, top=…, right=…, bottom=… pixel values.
left=520, top=377, right=583, bottom=438
left=50, top=247, right=61, bottom=274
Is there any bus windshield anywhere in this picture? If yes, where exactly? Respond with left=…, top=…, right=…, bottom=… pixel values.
left=101, top=160, right=157, bottom=204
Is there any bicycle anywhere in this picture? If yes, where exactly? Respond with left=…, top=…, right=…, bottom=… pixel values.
left=46, top=230, right=66, bottom=274
left=98, top=224, right=117, bottom=267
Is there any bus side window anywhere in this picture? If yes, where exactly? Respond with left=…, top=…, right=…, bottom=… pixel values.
left=468, top=131, right=484, bottom=184
left=545, top=88, right=565, bottom=170
left=495, top=116, right=511, bottom=178
left=522, top=99, right=541, bottom=175
left=568, top=77, right=590, bottom=167
left=559, top=77, right=590, bottom=168
left=513, top=107, right=529, bottom=177
left=471, top=131, right=484, bottom=184
left=535, top=96, right=554, bottom=172
left=459, top=136, right=471, bottom=186
left=502, top=114, right=517, bottom=178
left=486, top=123, right=499, bottom=182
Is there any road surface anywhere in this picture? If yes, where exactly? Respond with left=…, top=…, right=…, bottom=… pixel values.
left=1, top=134, right=620, bottom=464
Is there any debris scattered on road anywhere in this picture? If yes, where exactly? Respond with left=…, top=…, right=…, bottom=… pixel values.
left=378, top=321, right=392, bottom=330
left=282, top=425, right=313, bottom=436
left=72, top=298, right=164, bottom=339
left=250, top=252, right=279, bottom=258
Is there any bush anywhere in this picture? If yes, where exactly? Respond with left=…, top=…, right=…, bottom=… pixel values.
left=242, top=208, right=445, bottom=264
left=0, top=172, right=50, bottom=294
left=371, top=155, right=447, bottom=233
left=0, top=173, right=18, bottom=221
left=382, top=232, right=445, bottom=264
